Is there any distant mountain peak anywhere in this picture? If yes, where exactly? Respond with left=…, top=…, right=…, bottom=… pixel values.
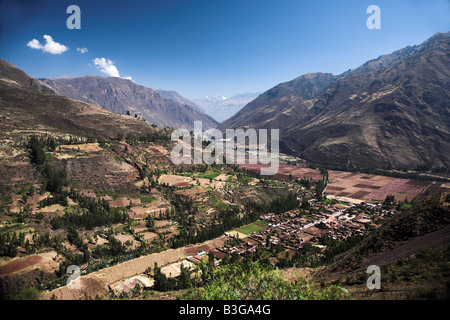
left=47, top=76, right=76, bottom=80
left=204, top=93, right=227, bottom=100
left=193, top=92, right=261, bottom=123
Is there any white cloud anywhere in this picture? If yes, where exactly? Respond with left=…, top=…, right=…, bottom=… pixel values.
left=93, top=57, right=120, bottom=77
left=27, top=35, right=68, bottom=54
left=76, top=47, right=88, bottom=54
left=93, top=57, right=132, bottom=80
left=27, top=39, right=42, bottom=50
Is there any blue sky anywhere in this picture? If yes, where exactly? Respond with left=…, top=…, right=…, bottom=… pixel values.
left=0, top=0, right=449, bottom=99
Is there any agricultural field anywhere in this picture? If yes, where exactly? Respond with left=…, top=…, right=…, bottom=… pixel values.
left=238, top=163, right=436, bottom=204
left=174, top=186, right=208, bottom=201
left=239, top=163, right=323, bottom=182
left=158, top=174, right=194, bottom=187
left=414, top=183, right=450, bottom=203
left=181, top=235, right=230, bottom=257
left=197, top=172, right=222, bottom=179
left=0, top=251, right=59, bottom=275
left=235, top=222, right=267, bottom=236
left=326, top=171, right=431, bottom=203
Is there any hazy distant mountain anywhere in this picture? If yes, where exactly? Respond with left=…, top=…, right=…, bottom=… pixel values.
left=219, top=32, right=450, bottom=170
left=41, top=76, right=218, bottom=130
left=193, top=92, right=261, bottom=123
left=192, top=94, right=227, bottom=116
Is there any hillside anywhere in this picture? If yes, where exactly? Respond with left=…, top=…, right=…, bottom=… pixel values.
left=0, top=59, right=54, bottom=94
left=0, top=60, right=155, bottom=141
left=0, top=58, right=171, bottom=196
left=327, top=191, right=450, bottom=275
left=40, top=76, right=218, bottom=131
left=220, top=73, right=337, bottom=130
left=219, top=32, right=450, bottom=170
left=155, top=89, right=204, bottom=113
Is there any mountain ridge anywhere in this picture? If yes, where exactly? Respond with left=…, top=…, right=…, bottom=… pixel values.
left=0, top=59, right=156, bottom=140
left=219, top=32, right=450, bottom=170
left=40, top=75, right=218, bottom=131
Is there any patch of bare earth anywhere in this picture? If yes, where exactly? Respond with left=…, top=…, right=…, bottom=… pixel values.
left=0, top=251, right=58, bottom=275
left=41, top=249, right=187, bottom=300
left=159, top=175, right=194, bottom=187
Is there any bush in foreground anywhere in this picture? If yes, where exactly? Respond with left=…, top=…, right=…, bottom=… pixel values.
left=183, top=262, right=349, bottom=300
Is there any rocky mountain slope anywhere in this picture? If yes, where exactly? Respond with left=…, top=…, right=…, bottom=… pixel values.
left=0, top=59, right=155, bottom=141
left=0, top=59, right=54, bottom=94
left=219, top=74, right=336, bottom=129
left=155, top=89, right=204, bottom=113
left=219, top=32, right=450, bottom=170
left=40, top=76, right=218, bottom=130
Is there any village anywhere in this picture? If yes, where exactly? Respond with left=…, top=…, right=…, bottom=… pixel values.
left=100, top=166, right=405, bottom=296
left=203, top=199, right=397, bottom=265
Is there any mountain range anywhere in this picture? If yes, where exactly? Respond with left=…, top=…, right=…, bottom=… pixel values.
left=193, top=92, right=261, bottom=123
left=219, top=32, right=450, bottom=170
left=40, top=76, right=218, bottom=131
left=0, top=59, right=155, bottom=140
left=2, top=32, right=449, bottom=171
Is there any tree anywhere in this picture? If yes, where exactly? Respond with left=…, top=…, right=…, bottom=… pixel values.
left=302, top=198, right=311, bottom=209
left=28, top=135, right=46, bottom=166
left=42, top=163, right=67, bottom=193
left=146, top=216, right=155, bottom=230
left=208, top=250, right=215, bottom=273
left=383, top=194, right=395, bottom=209
left=299, top=178, right=312, bottom=190
left=10, top=285, right=41, bottom=300
left=178, top=262, right=192, bottom=289
left=315, top=180, right=326, bottom=202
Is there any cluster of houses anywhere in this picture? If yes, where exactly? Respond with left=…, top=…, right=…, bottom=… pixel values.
left=206, top=201, right=398, bottom=260
left=214, top=235, right=260, bottom=258
left=264, top=202, right=396, bottom=247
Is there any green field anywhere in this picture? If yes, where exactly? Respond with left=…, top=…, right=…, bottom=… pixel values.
left=197, top=172, right=222, bottom=179
left=236, top=222, right=266, bottom=235
left=178, top=173, right=194, bottom=177
left=0, top=223, right=34, bottom=235
left=255, top=220, right=270, bottom=226
left=140, top=196, right=156, bottom=204
left=401, top=203, right=413, bottom=210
